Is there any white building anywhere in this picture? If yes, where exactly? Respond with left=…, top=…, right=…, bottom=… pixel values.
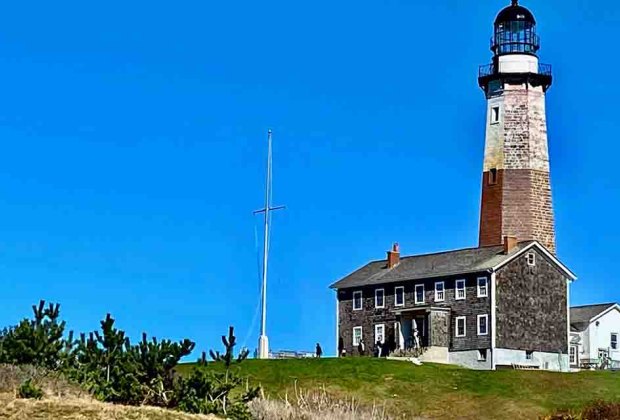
left=570, top=303, right=620, bottom=369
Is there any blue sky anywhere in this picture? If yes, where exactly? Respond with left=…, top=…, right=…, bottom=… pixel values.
left=0, top=0, right=618, bottom=356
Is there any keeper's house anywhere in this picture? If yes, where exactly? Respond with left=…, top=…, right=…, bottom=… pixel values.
left=330, top=239, right=576, bottom=371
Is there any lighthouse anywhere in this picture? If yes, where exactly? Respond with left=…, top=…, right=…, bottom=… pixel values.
left=478, top=0, right=556, bottom=253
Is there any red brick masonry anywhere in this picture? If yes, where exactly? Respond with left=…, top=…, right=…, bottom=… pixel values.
left=479, top=169, right=555, bottom=253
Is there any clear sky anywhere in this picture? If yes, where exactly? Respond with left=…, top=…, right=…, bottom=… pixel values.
left=0, top=0, right=618, bottom=357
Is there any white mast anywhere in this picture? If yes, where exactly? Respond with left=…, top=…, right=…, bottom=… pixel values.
left=255, top=129, right=284, bottom=359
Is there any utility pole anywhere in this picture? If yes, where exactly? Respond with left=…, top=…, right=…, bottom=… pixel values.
left=254, top=129, right=284, bottom=359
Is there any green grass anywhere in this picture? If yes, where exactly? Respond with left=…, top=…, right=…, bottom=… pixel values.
left=178, top=358, right=620, bottom=419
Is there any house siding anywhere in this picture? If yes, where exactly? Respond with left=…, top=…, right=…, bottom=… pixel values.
left=495, top=248, right=568, bottom=354
left=337, top=273, right=492, bottom=356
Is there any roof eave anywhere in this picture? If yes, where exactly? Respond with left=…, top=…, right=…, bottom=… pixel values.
left=588, top=303, right=620, bottom=324
left=329, top=267, right=494, bottom=290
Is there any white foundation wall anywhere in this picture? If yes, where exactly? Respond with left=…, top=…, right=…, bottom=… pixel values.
left=495, top=348, right=570, bottom=371
left=449, top=350, right=492, bottom=370
left=420, top=347, right=449, bottom=364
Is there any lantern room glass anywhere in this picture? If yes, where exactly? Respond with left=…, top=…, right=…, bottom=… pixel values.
left=493, top=20, right=539, bottom=55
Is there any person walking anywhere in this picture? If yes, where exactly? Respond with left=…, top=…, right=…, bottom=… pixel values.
left=316, top=343, right=323, bottom=358
left=374, top=340, right=382, bottom=358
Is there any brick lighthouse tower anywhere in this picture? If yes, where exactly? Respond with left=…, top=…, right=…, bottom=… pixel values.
left=478, top=0, right=556, bottom=253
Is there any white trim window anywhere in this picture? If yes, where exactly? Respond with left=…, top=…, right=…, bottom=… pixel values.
left=527, top=252, right=536, bottom=266
left=455, top=279, right=466, bottom=300
left=612, top=333, right=618, bottom=350
left=353, top=291, right=363, bottom=311
left=353, top=327, right=363, bottom=346
left=477, top=314, right=489, bottom=336
left=415, top=284, right=425, bottom=304
left=375, top=289, right=385, bottom=309
left=375, top=324, right=385, bottom=344
left=455, top=316, right=466, bottom=338
left=395, top=286, right=405, bottom=307
left=477, top=277, right=488, bottom=298
left=435, top=281, right=445, bottom=302
left=569, top=346, right=577, bottom=365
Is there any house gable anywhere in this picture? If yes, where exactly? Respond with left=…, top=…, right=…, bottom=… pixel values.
left=492, top=242, right=576, bottom=281
left=495, top=246, right=569, bottom=354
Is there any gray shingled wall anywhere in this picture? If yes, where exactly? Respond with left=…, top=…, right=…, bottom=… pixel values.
left=495, top=247, right=568, bottom=354
left=337, top=273, right=492, bottom=356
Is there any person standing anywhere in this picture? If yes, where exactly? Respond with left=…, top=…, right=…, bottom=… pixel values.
left=316, top=343, right=323, bottom=358
left=358, top=339, right=365, bottom=356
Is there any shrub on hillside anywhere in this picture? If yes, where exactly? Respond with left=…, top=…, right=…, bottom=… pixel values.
left=1, top=301, right=258, bottom=419
left=582, top=400, right=620, bottom=419
left=68, top=313, right=194, bottom=406
left=0, top=301, right=68, bottom=369
left=172, top=327, right=259, bottom=419
left=17, top=379, right=44, bottom=400
left=545, top=400, right=620, bottom=420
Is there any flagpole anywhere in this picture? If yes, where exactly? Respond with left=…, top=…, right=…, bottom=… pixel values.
left=256, top=130, right=284, bottom=359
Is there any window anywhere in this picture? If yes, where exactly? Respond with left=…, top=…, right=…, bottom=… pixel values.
left=489, top=168, right=498, bottom=185
left=477, top=277, right=488, bottom=298
left=526, top=351, right=534, bottom=360
left=395, top=286, right=405, bottom=307
left=375, top=324, right=385, bottom=344
left=375, top=289, right=385, bottom=309
left=570, top=346, right=577, bottom=365
left=612, top=334, right=618, bottom=350
left=491, top=106, right=500, bottom=124
left=455, top=316, right=466, bottom=338
left=353, top=291, right=363, bottom=311
left=527, top=252, right=536, bottom=266
left=478, top=349, right=488, bottom=362
left=415, top=284, right=425, bottom=304
left=353, top=327, right=363, bottom=346
left=477, top=314, right=489, bottom=336
left=435, top=281, right=445, bottom=302
left=455, top=279, right=466, bottom=300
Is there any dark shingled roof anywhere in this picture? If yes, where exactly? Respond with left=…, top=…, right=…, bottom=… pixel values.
left=330, top=242, right=535, bottom=290
left=570, top=303, right=618, bottom=332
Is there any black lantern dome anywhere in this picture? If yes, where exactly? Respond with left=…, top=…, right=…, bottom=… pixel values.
left=492, top=0, right=539, bottom=56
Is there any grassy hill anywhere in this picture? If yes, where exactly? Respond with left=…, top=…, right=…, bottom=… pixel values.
left=179, top=357, right=620, bottom=419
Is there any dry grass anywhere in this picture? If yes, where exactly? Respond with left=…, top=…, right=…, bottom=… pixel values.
left=0, top=364, right=85, bottom=398
left=248, top=382, right=412, bottom=420
left=0, top=365, right=218, bottom=419
left=0, top=393, right=219, bottom=420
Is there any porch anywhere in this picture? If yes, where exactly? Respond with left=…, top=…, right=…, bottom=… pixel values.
left=393, top=306, right=450, bottom=363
